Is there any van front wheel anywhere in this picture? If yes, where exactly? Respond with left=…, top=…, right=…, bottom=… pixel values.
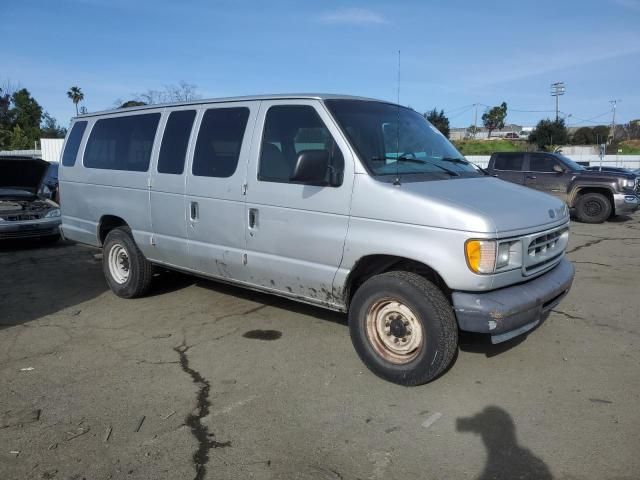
left=102, top=227, right=153, bottom=298
left=348, top=271, right=458, bottom=386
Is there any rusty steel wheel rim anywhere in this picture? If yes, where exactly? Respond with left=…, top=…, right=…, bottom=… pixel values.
left=365, top=298, right=424, bottom=364
left=108, top=243, right=130, bottom=284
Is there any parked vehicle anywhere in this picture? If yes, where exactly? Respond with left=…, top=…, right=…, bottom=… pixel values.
left=504, top=132, right=520, bottom=139
left=60, top=94, right=575, bottom=385
left=0, top=156, right=61, bottom=241
left=585, top=165, right=638, bottom=178
left=41, top=162, right=59, bottom=202
left=486, top=152, right=639, bottom=223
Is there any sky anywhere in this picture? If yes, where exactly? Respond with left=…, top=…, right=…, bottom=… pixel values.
left=1, top=0, right=639, bottom=129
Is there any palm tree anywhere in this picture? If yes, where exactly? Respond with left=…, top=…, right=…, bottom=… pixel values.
left=67, top=86, right=84, bottom=115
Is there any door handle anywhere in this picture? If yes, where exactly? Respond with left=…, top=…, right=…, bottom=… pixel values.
left=190, top=201, right=199, bottom=220
left=248, top=208, right=258, bottom=229
left=525, top=175, right=537, bottom=179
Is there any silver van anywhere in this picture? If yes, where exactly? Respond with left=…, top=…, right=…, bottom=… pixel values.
left=60, top=94, right=574, bottom=385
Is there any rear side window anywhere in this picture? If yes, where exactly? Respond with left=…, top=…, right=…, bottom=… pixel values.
left=61, top=121, right=87, bottom=166
left=529, top=155, right=559, bottom=172
left=259, top=105, right=344, bottom=184
left=84, top=113, right=160, bottom=171
left=493, top=153, right=524, bottom=171
left=158, top=110, right=196, bottom=174
left=192, top=107, right=250, bottom=178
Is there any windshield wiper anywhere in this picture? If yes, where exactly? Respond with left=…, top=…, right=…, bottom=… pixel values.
left=371, top=156, right=459, bottom=176
left=440, top=156, right=469, bottom=164
left=441, top=156, right=490, bottom=175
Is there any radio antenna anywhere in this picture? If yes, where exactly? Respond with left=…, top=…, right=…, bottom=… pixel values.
left=394, top=49, right=401, bottom=186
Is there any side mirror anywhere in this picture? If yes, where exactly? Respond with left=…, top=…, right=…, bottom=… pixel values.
left=290, top=150, right=330, bottom=186
left=553, top=164, right=565, bottom=174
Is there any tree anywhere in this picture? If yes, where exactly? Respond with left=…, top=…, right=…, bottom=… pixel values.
left=127, top=81, right=202, bottom=106
left=67, top=86, right=84, bottom=115
left=119, top=100, right=147, bottom=108
left=617, top=121, right=640, bottom=141
left=571, top=127, right=595, bottom=145
left=466, top=124, right=479, bottom=136
left=482, top=102, right=508, bottom=138
left=11, top=88, right=42, bottom=148
left=591, top=125, right=610, bottom=144
left=528, top=118, right=568, bottom=150
left=0, top=88, right=12, bottom=149
left=424, top=108, right=450, bottom=138
left=9, top=125, right=31, bottom=150
left=40, top=112, right=67, bottom=138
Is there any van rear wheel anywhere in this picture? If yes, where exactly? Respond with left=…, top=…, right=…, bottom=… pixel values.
left=102, top=227, right=153, bottom=298
left=348, top=271, right=458, bottom=386
left=575, top=192, right=612, bottom=223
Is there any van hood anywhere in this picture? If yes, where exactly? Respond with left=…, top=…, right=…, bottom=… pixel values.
left=0, top=157, right=49, bottom=196
left=400, top=177, right=568, bottom=234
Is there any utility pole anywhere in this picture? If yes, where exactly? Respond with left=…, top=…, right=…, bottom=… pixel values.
left=609, top=99, right=621, bottom=144
left=550, top=82, right=565, bottom=122
left=473, top=103, right=478, bottom=139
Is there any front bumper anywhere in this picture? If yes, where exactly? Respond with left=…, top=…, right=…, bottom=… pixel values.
left=0, top=218, right=61, bottom=240
left=452, top=258, right=575, bottom=343
left=613, top=193, right=639, bottom=214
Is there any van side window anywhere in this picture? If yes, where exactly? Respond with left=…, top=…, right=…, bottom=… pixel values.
left=158, top=110, right=196, bottom=174
left=493, top=153, right=524, bottom=171
left=61, top=121, right=87, bottom=167
left=192, top=107, right=250, bottom=178
left=529, top=155, right=559, bottom=172
left=84, top=113, right=160, bottom=171
left=259, top=105, right=344, bottom=185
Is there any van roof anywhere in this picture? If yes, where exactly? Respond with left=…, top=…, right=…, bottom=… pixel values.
left=77, top=93, right=394, bottom=119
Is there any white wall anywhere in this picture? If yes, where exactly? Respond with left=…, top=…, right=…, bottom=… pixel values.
left=40, top=138, right=64, bottom=163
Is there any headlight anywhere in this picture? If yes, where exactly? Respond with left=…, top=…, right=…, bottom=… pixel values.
left=44, top=208, right=61, bottom=218
left=465, top=239, right=522, bottom=274
left=623, top=179, right=635, bottom=188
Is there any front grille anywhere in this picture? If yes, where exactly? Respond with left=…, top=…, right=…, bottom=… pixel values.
left=0, top=228, right=57, bottom=239
left=524, top=227, right=569, bottom=275
left=1, top=213, right=44, bottom=221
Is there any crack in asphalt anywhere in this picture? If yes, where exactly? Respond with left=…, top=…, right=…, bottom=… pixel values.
left=174, top=340, right=230, bottom=480
left=566, top=236, right=640, bottom=254
left=572, top=261, right=613, bottom=267
left=551, top=309, right=585, bottom=320
left=566, top=238, right=607, bottom=254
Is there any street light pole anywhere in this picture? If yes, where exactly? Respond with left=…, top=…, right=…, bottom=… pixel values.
left=550, top=82, right=565, bottom=122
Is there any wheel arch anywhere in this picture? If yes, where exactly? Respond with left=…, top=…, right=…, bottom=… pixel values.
left=97, top=215, right=129, bottom=246
left=569, top=185, right=614, bottom=209
left=343, top=254, right=450, bottom=308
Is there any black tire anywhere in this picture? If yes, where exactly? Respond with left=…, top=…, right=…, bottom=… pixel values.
left=102, top=227, right=153, bottom=298
left=348, top=271, right=458, bottom=386
left=575, top=192, right=612, bottom=223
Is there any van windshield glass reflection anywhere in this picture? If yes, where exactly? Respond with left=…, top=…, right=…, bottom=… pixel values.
left=325, top=100, right=481, bottom=178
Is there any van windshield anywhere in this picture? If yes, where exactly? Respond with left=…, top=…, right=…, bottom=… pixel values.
left=325, top=100, right=481, bottom=178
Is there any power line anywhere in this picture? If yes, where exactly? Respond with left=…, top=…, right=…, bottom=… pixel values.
left=447, top=105, right=474, bottom=120
left=443, top=104, right=474, bottom=114
left=567, top=110, right=613, bottom=126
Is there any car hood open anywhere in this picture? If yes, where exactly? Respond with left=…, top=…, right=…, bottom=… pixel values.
left=0, top=156, right=49, bottom=195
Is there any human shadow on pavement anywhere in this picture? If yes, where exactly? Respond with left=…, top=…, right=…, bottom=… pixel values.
left=457, top=406, right=553, bottom=480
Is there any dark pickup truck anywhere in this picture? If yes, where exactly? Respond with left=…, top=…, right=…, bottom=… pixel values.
left=486, top=152, right=639, bottom=223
